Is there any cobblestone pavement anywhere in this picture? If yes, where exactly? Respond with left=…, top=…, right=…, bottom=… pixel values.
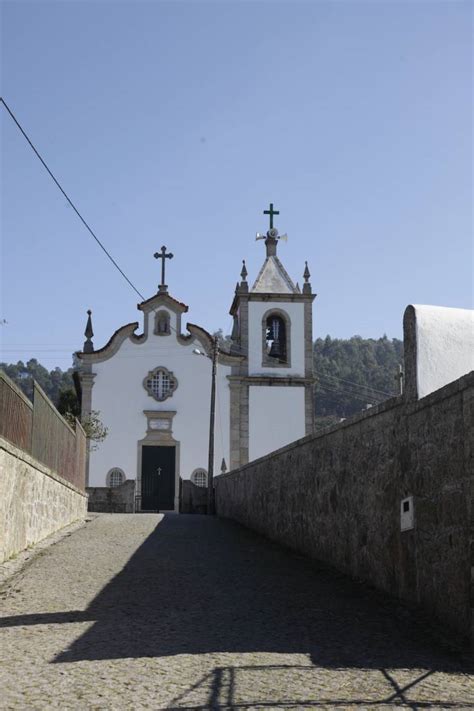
left=0, top=514, right=472, bottom=710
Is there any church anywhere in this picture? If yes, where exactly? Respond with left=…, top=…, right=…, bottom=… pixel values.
left=76, top=205, right=316, bottom=512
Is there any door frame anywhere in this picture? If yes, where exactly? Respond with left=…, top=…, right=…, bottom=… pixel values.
left=137, top=410, right=180, bottom=513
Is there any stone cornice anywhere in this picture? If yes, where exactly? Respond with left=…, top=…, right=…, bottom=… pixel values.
left=137, top=291, right=188, bottom=314
left=76, top=322, right=144, bottom=363
left=228, top=375, right=314, bottom=386
left=230, top=291, right=316, bottom=315
left=76, top=319, right=245, bottom=366
left=247, top=292, right=316, bottom=303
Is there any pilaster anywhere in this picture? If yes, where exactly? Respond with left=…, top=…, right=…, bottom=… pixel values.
left=229, top=283, right=250, bottom=471
left=229, top=377, right=249, bottom=470
left=305, top=384, right=315, bottom=435
left=229, top=380, right=241, bottom=471
left=239, top=383, right=249, bottom=466
left=79, top=368, right=95, bottom=487
left=79, top=369, right=96, bottom=419
left=304, top=297, right=316, bottom=435
left=237, top=292, right=249, bottom=376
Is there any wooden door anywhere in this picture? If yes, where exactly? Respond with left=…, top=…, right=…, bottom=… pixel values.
left=141, top=446, right=175, bottom=511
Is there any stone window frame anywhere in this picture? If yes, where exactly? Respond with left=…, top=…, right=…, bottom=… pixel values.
left=191, top=468, right=208, bottom=488
left=106, top=467, right=126, bottom=488
left=261, top=308, right=292, bottom=368
left=154, top=310, right=171, bottom=336
left=143, top=366, right=178, bottom=402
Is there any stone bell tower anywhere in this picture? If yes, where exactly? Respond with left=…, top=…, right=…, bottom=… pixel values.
left=229, top=203, right=316, bottom=469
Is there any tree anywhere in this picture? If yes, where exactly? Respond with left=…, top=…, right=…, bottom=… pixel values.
left=78, top=411, right=108, bottom=451
left=0, top=359, right=74, bottom=403
left=57, top=387, right=108, bottom=451
left=313, top=335, right=404, bottom=420
left=57, top=388, right=81, bottom=418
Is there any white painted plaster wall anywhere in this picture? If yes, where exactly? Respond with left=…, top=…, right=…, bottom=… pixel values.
left=249, top=386, right=305, bottom=461
left=413, top=305, right=474, bottom=399
left=88, top=330, right=230, bottom=487
left=248, top=301, right=305, bottom=376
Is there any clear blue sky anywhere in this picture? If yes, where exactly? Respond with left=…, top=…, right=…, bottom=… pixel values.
left=1, top=0, right=472, bottom=370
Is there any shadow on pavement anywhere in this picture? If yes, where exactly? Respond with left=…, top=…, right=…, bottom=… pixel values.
left=165, top=664, right=474, bottom=710
left=0, top=515, right=471, bottom=676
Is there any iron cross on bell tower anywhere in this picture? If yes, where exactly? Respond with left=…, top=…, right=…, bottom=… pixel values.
left=154, top=245, right=174, bottom=292
left=256, top=203, right=287, bottom=257
left=264, top=202, right=279, bottom=230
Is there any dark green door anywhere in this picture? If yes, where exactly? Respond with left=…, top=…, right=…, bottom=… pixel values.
left=141, top=446, right=175, bottom=511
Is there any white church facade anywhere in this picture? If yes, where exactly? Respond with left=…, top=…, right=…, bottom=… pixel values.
left=76, top=206, right=316, bottom=512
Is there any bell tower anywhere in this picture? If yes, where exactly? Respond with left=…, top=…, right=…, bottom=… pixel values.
left=229, top=204, right=316, bottom=469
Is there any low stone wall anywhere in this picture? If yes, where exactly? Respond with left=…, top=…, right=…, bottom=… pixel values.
left=180, top=479, right=207, bottom=514
left=86, top=480, right=136, bottom=513
left=215, top=372, right=474, bottom=644
left=0, top=436, right=88, bottom=563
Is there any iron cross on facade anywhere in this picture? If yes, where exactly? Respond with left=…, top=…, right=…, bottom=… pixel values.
left=264, top=202, right=279, bottom=230
left=154, top=246, right=174, bottom=288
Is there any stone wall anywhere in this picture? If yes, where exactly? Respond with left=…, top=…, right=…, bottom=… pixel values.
left=87, top=480, right=136, bottom=513
left=0, top=436, right=88, bottom=563
left=180, top=479, right=208, bottom=514
left=215, top=372, right=474, bottom=643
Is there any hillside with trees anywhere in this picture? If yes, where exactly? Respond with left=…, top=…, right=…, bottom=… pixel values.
left=1, top=336, right=403, bottom=426
left=313, top=335, right=403, bottom=429
left=1, top=359, right=74, bottom=404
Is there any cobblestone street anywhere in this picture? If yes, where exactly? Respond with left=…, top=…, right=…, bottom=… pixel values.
left=0, top=514, right=472, bottom=710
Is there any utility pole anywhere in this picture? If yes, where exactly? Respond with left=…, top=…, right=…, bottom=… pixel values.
left=207, top=335, right=219, bottom=515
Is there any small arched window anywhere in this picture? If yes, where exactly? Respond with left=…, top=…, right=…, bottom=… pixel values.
left=107, top=468, right=125, bottom=488
left=155, top=310, right=171, bottom=336
left=191, top=468, right=208, bottom=488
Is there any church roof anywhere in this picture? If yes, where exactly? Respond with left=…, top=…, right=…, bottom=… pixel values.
left=251, top=255, right=299, bottom=294
left=137, top=291, right=188, bottom=313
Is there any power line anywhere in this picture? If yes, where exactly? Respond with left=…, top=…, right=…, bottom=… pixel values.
left=0, top=97, right=145, bottom=301
left=317, top=386, right=384, bottom=406
left=222, top=340, right=394, bottom=398
left=0, top=103, right=400, bottom=395
left=318, top=372, right=393, bottom=397
left=316, top=375, right=388, bottom=401
left=317, top=382, right=379, bottom=406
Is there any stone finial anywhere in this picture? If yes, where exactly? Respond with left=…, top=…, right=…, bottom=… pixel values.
left=83, top=309, right=94, bottom=353
left=241, top=260, right=248, bottom=282
left=221, top=457, right=227, bottom=474
left=303, top=261, right=312, bottom=294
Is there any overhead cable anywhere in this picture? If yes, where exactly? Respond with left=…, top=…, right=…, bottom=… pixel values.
left=0, top=97, right=145, bottom=301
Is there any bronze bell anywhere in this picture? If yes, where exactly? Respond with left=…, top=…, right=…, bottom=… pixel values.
left=269, top=339, right=281, bottom=358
